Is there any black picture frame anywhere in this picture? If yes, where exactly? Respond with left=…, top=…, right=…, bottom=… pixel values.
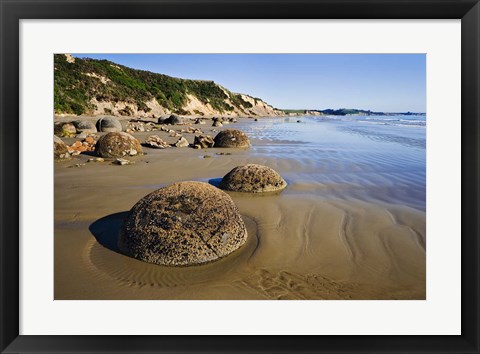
left=1, top=0, right=478, bottom=353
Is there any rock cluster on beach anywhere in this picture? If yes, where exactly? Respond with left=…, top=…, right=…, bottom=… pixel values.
left=118, top=181, right=248, bottom=266
left=65, top=136, right=97, bottom=155
left=95, top=132, right=143, bottom=158
left=220, top=164, right=287, bottom=193
left=54, top=115, right=292, bottom=267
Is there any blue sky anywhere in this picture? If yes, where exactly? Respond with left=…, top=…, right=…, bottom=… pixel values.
left=72, top=54, right=426, bottom=112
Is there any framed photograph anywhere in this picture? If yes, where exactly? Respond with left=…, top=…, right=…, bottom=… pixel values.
left=1, top=0, right=478, bottom=353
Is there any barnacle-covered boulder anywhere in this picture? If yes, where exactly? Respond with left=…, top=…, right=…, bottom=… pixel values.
left=118, top=182, right=248, bottom=266
left=213, top=129, right=250, bottom=148
left=220, top=164, right=287, bottom=193
left=95, top=132, right=143, bottom=158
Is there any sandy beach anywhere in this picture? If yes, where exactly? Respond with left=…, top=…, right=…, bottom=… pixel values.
left=54, top=116, right=425, bottom=300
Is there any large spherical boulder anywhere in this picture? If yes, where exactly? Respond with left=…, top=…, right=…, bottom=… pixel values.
left=164, top=114, right=184, bottom=125
left=73, top=120, right=97, bottom=133
left=96, top=117, right=122, bottom=132
left=118, top=181, right=248, bottom=266
left=214, top=129, right=250, bottom=148
left=95, top=132, right=143, bottom=158
left=219, top=164, right=287, bottom=193
left=54, top=135, right=70, bottom=160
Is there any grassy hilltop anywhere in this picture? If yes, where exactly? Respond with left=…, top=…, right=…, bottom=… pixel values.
left=54, top=54, right=281, bottom=117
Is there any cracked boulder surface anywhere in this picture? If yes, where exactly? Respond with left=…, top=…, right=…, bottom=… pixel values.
left=220, top=164, right=287, bottom=193
left=118, top=181, right=248, bottom=266
left=213, top=129, right=250, bottom=148
left=95, top=132, right=143, bottom=158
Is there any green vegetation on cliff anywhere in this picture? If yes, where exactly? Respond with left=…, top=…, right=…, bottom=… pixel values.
left=54, top=54, right=262, bottom=115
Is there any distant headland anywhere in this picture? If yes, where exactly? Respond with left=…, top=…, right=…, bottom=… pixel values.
left=282, top=108, right=426, bottom=117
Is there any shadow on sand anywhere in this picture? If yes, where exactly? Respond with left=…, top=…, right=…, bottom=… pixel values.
left=89, top=211, right=128, bottom=253
left=207, top=177, right=222, bottom=188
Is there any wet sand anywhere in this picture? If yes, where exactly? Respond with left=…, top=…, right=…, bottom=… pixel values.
left=54, top=117, right=426, bottom=300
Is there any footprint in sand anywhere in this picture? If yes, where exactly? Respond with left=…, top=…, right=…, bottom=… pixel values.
left=235, top=268, right=355, bottom=300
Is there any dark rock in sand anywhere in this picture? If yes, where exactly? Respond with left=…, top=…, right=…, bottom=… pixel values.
left=95, top=132, right=143, bottom=158
left=73, top=120, right=97, bottom=133
left=194, top=118, right=206, bottom=125
left=214, top=129, right=250, bottom=148
left=54, top=135, right=71, bottom=160
left=164, top=114, right=184, bottom=125
left=212, top=120, right=223, bottom=127
left=96, top=117, right=122, bottom=132
left=220, top=164, right=287, bottom=193
left=193, top=134, right=214, bottom=148
left=118, top=181, right=248, bottom=266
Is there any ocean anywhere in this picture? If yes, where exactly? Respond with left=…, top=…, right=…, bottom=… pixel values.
left=236, top=115, right=426, bottom=211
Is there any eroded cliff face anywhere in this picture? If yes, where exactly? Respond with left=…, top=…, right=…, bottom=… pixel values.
left=55, top=54, right=283, bottom=118
left=84, top=94, right=282, bottom=118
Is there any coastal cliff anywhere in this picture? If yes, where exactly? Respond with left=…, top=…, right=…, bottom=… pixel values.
left=54, top=54, right=283, bottom=118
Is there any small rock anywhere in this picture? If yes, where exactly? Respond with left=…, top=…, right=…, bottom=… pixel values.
left=173, top=136, right=189, bottom=148
left=54, top=135, right=71, bottom=160
left=113, top=158, right=131, bottom=165
left=144, top=135, right=170, bottom=149
left=87, top=157, right=105, bottom=162
left=213, top=121, right=223, bottom=127
left=254, top=118, right=259, bottom=122
left=68, top=163, right=86, bottom=168
left=203, top=155, right=212, bottom=159
left=76, top=132, right=87, bottom=139
left=193, top=135, right=214, bottom=149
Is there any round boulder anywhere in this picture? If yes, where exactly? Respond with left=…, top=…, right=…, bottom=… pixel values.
left=54, top=135, right=70, bottom=160
left=118, top=181, right=248, bottom=266
left=96, top=117, right=122, bottom=132
left=164, top=114, right=184, bottom=125
left=73, top=120, right=97, bottom=133
left=54, top=122, right=76, bottom=137
left=95, top=132, right=143, bottom=158
left=214, top=129, right=250, bottom=148
left=219, top=164, right=287, bottom=193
